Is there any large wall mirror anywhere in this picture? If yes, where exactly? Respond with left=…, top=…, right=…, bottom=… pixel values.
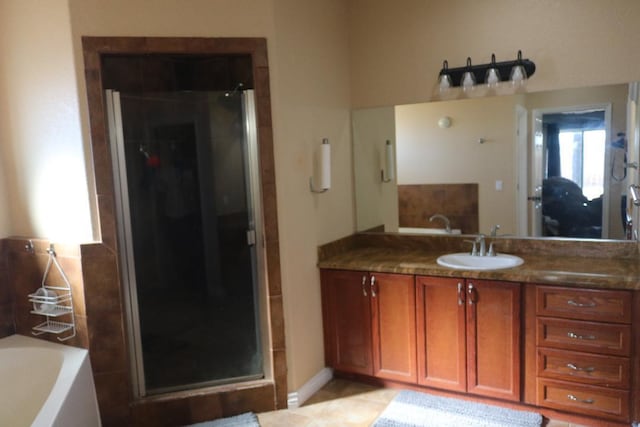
left=353, top=82, right=640, bottom=242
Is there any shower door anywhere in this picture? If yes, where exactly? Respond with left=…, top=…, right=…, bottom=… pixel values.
left=105, top=89, right=264, bottom=396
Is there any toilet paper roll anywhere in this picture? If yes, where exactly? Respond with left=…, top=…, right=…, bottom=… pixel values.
left=319, top=140, right=331, bottom=190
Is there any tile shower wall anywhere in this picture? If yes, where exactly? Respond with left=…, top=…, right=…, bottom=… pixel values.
left=398, top=183, right=479, bottom=233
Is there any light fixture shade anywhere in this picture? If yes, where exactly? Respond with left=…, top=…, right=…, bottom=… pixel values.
left=438, top=60, right=452, bottom=94
left=510, top=50, right=528, bottom=86
left=485, top=53, right=501, bottom=88
left=461, top=57, right=475, bottom=93
left=438, top=74, right=452, bottom=92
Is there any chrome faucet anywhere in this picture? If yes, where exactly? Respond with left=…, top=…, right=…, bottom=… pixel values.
left=490, top=224, right=501, bottom=237
left=429, top=214, right=451, bottom=233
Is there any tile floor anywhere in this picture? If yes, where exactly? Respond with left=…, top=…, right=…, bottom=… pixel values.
left=257, top=378, right=590, bottom=427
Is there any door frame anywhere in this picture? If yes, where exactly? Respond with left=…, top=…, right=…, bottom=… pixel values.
left=528, top=103, right=612, bottom=238
left=81, top=37, right=287, bottom=415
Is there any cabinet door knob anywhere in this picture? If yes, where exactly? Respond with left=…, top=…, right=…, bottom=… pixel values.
left=370, top=275, right=377, bottom=297
left=567, top=394, right=594, bottom=404
left=361, top=275, right=368, bottom=297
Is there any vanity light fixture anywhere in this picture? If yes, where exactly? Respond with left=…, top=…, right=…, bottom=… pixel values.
left=437, top=50, right=535, bottom=91
left=381, top=140, right=395, bottom=183
left=310, top=138, right=331, bottom=193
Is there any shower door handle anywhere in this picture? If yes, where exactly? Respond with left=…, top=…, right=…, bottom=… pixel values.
left=246, top=229, right=256, bottom=246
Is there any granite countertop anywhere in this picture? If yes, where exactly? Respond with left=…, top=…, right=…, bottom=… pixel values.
left=318, top=234, right=640, bottom=291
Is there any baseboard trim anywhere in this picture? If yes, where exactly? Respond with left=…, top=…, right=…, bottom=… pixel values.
left=287, top=367, right=333, bottom=409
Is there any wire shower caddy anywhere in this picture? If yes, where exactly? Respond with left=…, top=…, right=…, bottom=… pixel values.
left=28, top=243, right=76, bottom=341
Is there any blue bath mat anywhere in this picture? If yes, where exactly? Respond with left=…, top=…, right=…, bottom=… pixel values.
left=184, top=412, right=259, bottom=427
left=373, top=390, right=542, bottom=427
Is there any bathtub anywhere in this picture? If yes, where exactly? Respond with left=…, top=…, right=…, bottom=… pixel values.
left=0, top=334, right=101, bottom=427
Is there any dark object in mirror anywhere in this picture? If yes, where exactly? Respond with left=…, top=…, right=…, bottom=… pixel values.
left=542, top=177, right=602, bottom=238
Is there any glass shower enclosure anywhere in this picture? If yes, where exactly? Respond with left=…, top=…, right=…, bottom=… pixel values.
left=105, top=88, right=264, bottom=396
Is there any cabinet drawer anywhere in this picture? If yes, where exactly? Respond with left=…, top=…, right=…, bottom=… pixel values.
left=537, top=348, right=630, bottom=388
left=536, top=286, right=631, bottom=323
left=537, top=378, right=630, bottom=422
left=536, top=318, right=631, bottom=356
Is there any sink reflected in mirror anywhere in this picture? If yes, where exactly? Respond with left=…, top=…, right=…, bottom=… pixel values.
left=437, top=252, right=524, bottom=271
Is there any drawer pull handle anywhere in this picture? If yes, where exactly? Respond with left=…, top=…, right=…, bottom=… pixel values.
left=567, top=332, right=596, bottom=340
left=567, top=299, right=596, bottom=308
left=567, top=394, right=594, bottom=404
left=566, top=363, right=595, bottom=373
left=361, top=275, right=367, bottom=297
left=457, top=282, right=464, bottom=306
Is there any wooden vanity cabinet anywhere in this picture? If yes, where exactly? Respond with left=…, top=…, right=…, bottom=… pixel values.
left=320, top=269, right=417, bottom=383
left=416, top=276, right=521, bottom=402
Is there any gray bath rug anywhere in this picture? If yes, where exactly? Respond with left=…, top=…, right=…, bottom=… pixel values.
left=184, top=412, right=259, bottom=427
left=373, top=390, right=542, bottom=427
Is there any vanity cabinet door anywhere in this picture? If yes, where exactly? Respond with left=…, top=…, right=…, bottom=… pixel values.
left=415, top=276, right=467, bottom=392
left=466, top=280, right=521, bottom=402
left=416, top=277, right=521, bottom=400
left=321, top=269, right=373, bottom=375
left=370, top=273, right=417, bottom=382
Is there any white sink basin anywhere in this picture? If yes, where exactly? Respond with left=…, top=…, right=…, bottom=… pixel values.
left=436, top=252, right=524, bottom=271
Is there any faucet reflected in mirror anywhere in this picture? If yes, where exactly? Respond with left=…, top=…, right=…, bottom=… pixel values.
left=353, top=82, right=640, bottom=242
left=429, top=214, right=451, bottom=233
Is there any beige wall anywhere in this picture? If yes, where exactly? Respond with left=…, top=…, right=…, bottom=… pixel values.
left=0, top=0, right=93, bottom=241
left=348, top=0, right=640, bottom=108
left=396, top=96, right=519, bottom=234
left=270, top=0, right=354, bottom=390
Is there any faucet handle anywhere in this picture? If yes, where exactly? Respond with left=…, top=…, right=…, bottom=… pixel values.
left=487, top=241, right=497, bottom=256
left=464, top=239, right=478, bottom=256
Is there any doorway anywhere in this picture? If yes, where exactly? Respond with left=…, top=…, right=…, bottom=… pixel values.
left=530, top=105, right=612, bottom=238
left=106, top=88, right=264, bottom=395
